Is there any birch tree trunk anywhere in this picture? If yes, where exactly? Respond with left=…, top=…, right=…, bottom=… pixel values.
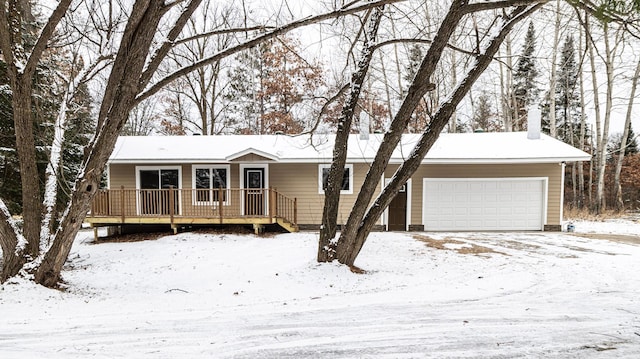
left=613, top=58, right=640, bottom=210
left=500, top=35, right=514, bottom=132
left=585, top=15, right=604, bottom=212
left=548, top=0, right=562, bottom=138
left=577, top=26, right=587, bottom=208
left=593, top=22, right=620, bottom=213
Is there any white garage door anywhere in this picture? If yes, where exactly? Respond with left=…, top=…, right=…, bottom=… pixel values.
left=423, top=178, right=546, bottom=231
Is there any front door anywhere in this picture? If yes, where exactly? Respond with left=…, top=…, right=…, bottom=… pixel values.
left=388, top=183, right=407, bottom=231
left=244, top=168, right=265, bottom=216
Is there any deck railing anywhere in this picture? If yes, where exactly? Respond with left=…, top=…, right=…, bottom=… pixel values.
left=89, top=187, right=297, bottom=227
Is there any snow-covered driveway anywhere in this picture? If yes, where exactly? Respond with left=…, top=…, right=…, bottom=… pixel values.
left=1, top=220, right=639, bottom=358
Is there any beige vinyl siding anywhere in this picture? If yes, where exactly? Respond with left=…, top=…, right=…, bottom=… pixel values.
left=109, top=164, right=137, bottom=189
left=269, top=163, right=379, bottom=225
left=410, top=163, right=563, bottom=227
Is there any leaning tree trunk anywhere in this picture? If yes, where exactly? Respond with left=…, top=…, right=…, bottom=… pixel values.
left=334, top=0, right=469, bottom=263
left=336, top=4, right=539, bottom=266
left=613, top=58, right=640, bottom=211
left=34, top=0, right=171, bottom=286
left=318, top=5, right=384, bottom=262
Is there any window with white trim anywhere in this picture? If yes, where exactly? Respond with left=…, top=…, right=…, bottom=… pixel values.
left=319, top=164, right=353, bottom=194
left=193, top=165, right=230, bottom=205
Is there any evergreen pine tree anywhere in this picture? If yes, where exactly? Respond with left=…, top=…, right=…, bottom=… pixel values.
left=0, top=45, right=65, bottom=214
left=554, top=35, right=580, bottom=144
left=58, top=81, right=94, bottom=210
left=224, top=48, right=262, bottom=134
left=0, top=17, right=92, bottom=216
left=626, top=125, right=638, bottom=154
left=607, top=125, right=638, bottom=158
left=472, top=93, right=500, bottom=132
left=512, top=22, right=539, bottom=129
left=403, top=44, right=430, bottom=132
left=403, top=45, right=423, bottom=92
left=0, top=63, right=22, bottom=214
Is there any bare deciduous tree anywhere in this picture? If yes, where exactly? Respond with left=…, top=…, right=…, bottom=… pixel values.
left=317, top=0, right=546, bottom=267
left=0, top=0, right=401, bottom=286
left=613, top=58, right=640, bottom=210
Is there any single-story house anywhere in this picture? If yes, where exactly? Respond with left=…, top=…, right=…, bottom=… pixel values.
left=85, top=130, right=590, bottom=234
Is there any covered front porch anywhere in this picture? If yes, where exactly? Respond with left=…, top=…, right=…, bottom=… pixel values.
left=85, top=187, right=298, bottom=237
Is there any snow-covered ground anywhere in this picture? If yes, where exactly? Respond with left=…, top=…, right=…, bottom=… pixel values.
left=1, top=220, right=640, bottom=358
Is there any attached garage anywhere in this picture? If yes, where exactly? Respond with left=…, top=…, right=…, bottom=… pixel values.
left=422, top=178, right=546, bottom=231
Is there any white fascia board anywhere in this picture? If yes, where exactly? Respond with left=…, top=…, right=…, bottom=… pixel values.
left=418, top=157, right=591, bottom=164
left=110, top=156, right=591, bottom=165
left=109, top=159, right=228, bottom=164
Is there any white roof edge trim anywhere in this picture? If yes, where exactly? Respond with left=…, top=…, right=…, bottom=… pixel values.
left=418, top=157, right=592, bottom=164
left=225, top=147, right=279, bottom=161
left=109, top=159, right=227, bottom=164
left=109, top=157, right=590, bottom=165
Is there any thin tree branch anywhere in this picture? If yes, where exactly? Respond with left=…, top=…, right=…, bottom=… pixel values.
left=174, top=25, right=276, bottom=46
left=304, top=84, right=351, bottom=136
left=463, top=0, right=548, bottom=14
left=140, top=0, right=204, bottom=90
left=372, top=38, right=475, bottom=56
left=135, top=0, right=405, bottom=104
left=24, top=0, right=73, bottom=77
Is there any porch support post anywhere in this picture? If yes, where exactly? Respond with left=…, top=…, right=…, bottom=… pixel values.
left=169, top=186, right=175, bottom=226
left=120, top=185, right=125, bottom=223
left=273, top=188, right=279, bottom=218
left=294, top=198, right=297, bottom=224
left=269, top=188, right=275, bottom=219
left=218, top=187, right=223, bottom=224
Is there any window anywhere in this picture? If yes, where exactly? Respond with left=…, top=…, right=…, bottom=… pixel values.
left=139, top=169, right=179, bottom=190
left=193, top=165, right=230, bottom=205
left=318, top=164, right=353, bottom=194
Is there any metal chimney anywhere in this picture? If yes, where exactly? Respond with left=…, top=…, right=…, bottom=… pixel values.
left=527, top=106, right=541, bottom=140
left=359, top=112, right=370, bottom=141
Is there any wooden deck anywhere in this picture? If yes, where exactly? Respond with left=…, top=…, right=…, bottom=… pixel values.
left=85, top=187, right=298, bottom=234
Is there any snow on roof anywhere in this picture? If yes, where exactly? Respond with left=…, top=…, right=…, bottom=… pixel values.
left=108, top=132, right=591, bottom=164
